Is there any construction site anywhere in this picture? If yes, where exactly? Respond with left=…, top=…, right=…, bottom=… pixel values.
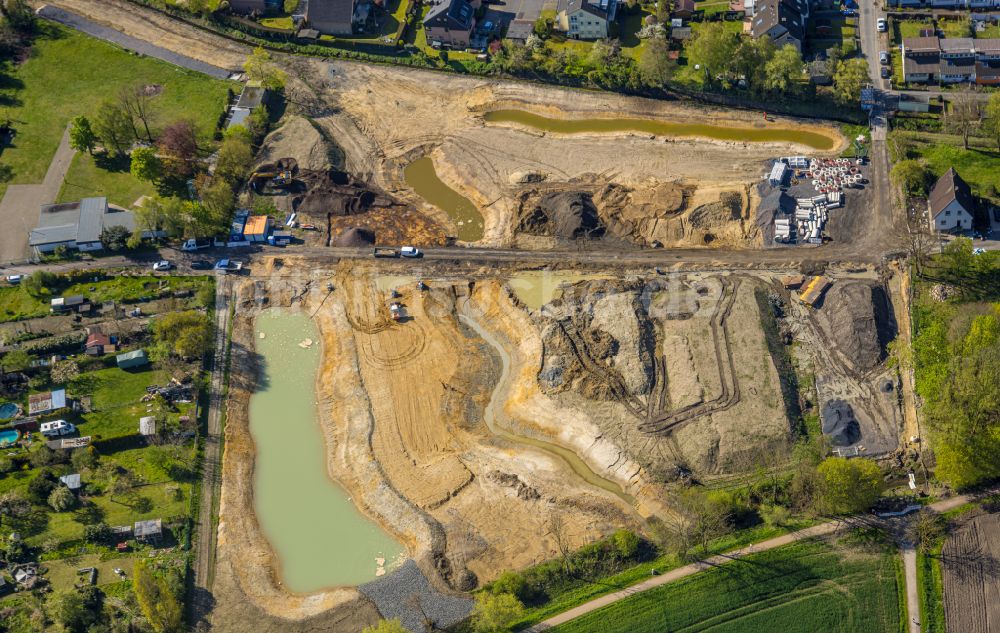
left=211, top=253, right=908, bottom=631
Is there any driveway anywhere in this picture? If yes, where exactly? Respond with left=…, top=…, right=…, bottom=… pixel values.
left=0, top=127, right=75, bottom=264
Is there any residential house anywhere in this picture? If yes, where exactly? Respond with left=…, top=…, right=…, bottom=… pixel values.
left=902, top=37, right=1000, bottom=84
left=928, top=168, right=976, bottom=233
left=557, top=0, right=619, bottom=40
left=116, top=349, right=149, bottom=370
left=305, top=0, right=357, bottom=35
left=227, top=82, right=266, bottom=130
left=673, top=0, right=695, bottom=18
left=29, top=198, right=157, bottom=257
left=27, top=389, right=67, bottom=416
left=134, top=519, right=163, bottom=544
left=244, top=215, right=272, bottom=243
left=423, top=0, right=479, bottom=48
left=750, top=0, right=808, bottom=52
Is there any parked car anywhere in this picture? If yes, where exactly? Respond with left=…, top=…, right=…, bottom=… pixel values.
left=190, top=260, right=211, bottom=270
left=152, top=260, right=173, bottom=271
left=877, top=18, right=887, bottom=32
left=40, top=420, right=76, bottom=438
left=5, top=274, right=22, bottom=284
left=879, top=51, right=889, bottom=65
left=400, top=246, right=422, bottom=258
left=881, top=67, right=891, bottom=78
left=214, top=259, right=243, bottom=273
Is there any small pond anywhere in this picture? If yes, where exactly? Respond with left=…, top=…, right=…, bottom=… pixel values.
left=483, top=109, right=838, bottom=151
left=250, top=309, right=405, bottom=592
left=403, top=157, right=484, bottom=242
left=0, top=402, right=19, bottom=420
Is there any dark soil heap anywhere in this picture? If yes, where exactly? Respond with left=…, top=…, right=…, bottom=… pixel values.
left=820, top=399, right=861, bottom=446
left=823, top=282, right=896, bottom=372
left=518, top=192, right=605, bottom=239
left=295, top=170, right=392, bottom=217
left=334, top=227, right=376, bottom=247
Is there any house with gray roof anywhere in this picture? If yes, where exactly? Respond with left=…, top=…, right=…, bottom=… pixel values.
left=750, top=0, right=808, bottom=52
left=423, top=0, right=479, bottom=48
left=928, top=168, right=975, bottom=233
left=305, top=0, right=359, bottom=35
left=28, top=197, right=152, bottom=257
left=557, top=0, right=618, bottom=40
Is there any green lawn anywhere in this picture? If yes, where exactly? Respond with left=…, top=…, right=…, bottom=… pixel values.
left=44, top=554, right=136, bottom=590
left=939, top=18, right=972, bottom=38
left=57, top=152, right=157, bottom=208
left=0, top=23, right=232, bottom=201
left=977, top=23, right=1000, bottom=39
left=695, top=0, right=731, bottom=16
left=905, top=135, right=1000, bottom=198
left=895, top=19, right=934, bottom=41
left=549, top=539, right=903, bottom=633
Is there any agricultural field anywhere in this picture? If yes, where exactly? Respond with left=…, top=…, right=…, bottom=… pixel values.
left=549, top=539, right=904, bottom=633
left=941, top=513, right=1000, bottom=633
left=0, top=22, right=231, bottom=201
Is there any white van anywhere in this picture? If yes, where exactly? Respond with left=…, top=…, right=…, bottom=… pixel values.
left=40, top=420, right=76, bottom=438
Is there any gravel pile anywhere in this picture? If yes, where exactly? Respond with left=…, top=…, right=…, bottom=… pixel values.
left=820, top=399, right=861, bottom=447
left=359, top=561, right=473, bottom=633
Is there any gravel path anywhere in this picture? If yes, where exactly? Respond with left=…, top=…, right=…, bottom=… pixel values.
left=359, top=561, right=472, bottom=633
left=37, top=5, right=233, bottom=79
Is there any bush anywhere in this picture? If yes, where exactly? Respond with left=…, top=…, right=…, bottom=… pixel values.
left=612, top=529, right=641, bottom=559
left=48, top=485, right=78, bottom=512
left=84, top=522, right=113, bottom=543
left=759, top=503, right=792, bottom=527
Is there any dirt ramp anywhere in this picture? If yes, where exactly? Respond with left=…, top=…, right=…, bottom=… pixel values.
left=822, top=282, right=896, bottom=372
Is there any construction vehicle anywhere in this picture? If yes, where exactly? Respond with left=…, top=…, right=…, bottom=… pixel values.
left=389, top=302, right=404, bottom=321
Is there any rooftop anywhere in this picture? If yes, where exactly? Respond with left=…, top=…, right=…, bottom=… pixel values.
left=929, top=168, right=975, bottom=217
left=30, top=198, right=138, bottom=248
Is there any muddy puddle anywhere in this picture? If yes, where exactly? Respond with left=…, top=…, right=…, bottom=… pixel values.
left=507, top=271, right=613, bottom=310
left=403, top=157, right=484, bottom=242
left=483, top=110, right=838, bottom=151
left=250, top=309, right=404, bottom=592
left=460, top=309, right=635, bottom=506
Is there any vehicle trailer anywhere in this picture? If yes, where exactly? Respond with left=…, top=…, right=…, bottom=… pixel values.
left=373, top=247, right=400, bottom=258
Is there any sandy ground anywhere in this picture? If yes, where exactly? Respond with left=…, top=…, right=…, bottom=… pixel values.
left=282, top=58, right=845, bottom=248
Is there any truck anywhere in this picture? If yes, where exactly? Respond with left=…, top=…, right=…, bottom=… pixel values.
left=373, top=247, right=400, bottom=258
left=214, top=259, right=244, bottom=274
left=181, top=238, right=212, bottom=252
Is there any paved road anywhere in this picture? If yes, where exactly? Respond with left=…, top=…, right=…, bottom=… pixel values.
left=36, top=5, right=233, bottom=79
left=526, top=490, right=993, bottom=632
left=189, top=276, right=232, bottom=626
left=0, top=126, right=76, bottom=262
left=902, top=544, right=921, bottom=633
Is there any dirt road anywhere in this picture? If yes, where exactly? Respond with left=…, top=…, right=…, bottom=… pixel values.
left=189, top=275, right=232, bottom=626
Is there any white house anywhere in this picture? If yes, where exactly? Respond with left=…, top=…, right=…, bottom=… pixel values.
left=557, top=0, right=618, bottom=40
left=928, top=168, right=976, bottom=233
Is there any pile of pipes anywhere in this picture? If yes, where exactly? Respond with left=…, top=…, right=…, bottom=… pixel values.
left=806, top=158, right=863, bottom=193
left=793, top=192, right=842, bottom=244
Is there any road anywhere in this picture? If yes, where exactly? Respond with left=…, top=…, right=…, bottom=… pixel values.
left=525, top=490, right=993, bottom=632
left=189, top=276, right=232, bottom=626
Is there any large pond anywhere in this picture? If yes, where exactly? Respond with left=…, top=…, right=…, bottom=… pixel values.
left=250, top=309, right=405, bottom=592
left=483, top=109, right=838, bottom=151
left=403, top=157, right=484, bottom=242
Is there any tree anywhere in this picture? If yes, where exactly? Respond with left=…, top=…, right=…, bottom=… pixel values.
left=133, top=561, right=184, bottom=633
left=1, top=349, right=31, bottom=372
left=471, top=593, right=525, bottom=633
left=51, top=359, right=80, bottom=385
left=1, top=0, right=35, bottom=34
left=907, top=509, right=946, bottom=554
left=118, top=84, right=156, bottom=142
left=816, top=457, right=882, bottom=514
left=984, top=92, right=1000, bottom=151
left=48, top=485, right=78, bottom=512
left=893, top=209, right=938, bottom=275
left=656, top=487, right=732, bottom=557
left=100, top=225, right=131, bottom=252
left=69, top=116, right=97, bottom=155
left=612, top=528, right=641, bottom=559
left=71, top=446, right=99, bottom=472
left=764, top=44, right=804, bottom=94
left=730, top=36, right=774, bottom=92
left=157, top=120, right=199, bottom=179
left=946, top=90, right=982, bottom=150
left=93, top=101, right=134, bottom=157
left=532, top=15, right=552, bottom=39
left=489, top=571, right=532, bottom=603
left=244, top=46, right=286, bottom=91
left=638, top=36, right=673, bottom=88
left=198, top=176, right=235, bottom=225
left=154, top=310, right=214, bottom=359
left=130, top=147, right=163, bottom=184
left=362, top=620, right=409, bottom=633
left=215, top=135, right=254, bottom=185
left=890, top=159, right=930, bottom=196
left=0, top=491, right=30, bottom=529
left=47, top=587, right=101, bottom=632
left=21, top=270, right=58, bottom=298
left=84, top=522, right=113, bottom=543
left=832, top=58, right=868, bottom=104
left=686, top=23, right=738, bottom=85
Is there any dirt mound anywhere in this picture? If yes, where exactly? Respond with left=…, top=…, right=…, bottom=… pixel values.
left=688, top=191, right=743, bottom=229
left=823, top=282, right=896, bottom=371
left=820, top=399, right=861, bottom=446
left=334, top=227, right=376, bottom=247
left=257, top=116, right=334, bottom=172
left=595, top=181, right=685, bottom=224
left=519, top=192, right=605, bottom=239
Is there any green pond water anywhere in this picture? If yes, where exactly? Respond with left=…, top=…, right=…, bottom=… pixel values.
left=250, top=310, right=405, bottom=592
left=403, top=157, right=484, bottom=242
left=483, top=110, right=837, bottom=151
left=507, top=271, right=613, bottom=310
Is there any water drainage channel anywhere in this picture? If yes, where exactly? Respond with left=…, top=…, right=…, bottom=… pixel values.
left=483, top=109, right=838, bottom=151
left=250, top=309, right=405, bottom=592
